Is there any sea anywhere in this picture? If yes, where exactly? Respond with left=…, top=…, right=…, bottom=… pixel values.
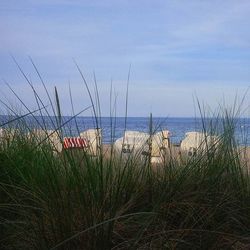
left=1, top=116, right=250, bottom=145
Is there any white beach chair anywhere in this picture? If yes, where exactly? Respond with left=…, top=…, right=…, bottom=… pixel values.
left=28, top=129, right=63, bottom=153
left=0, top=128, right=7, bottom=140
left=80, top=128, right=102, bottom=156
left=180, top=131, right=218, bottom=157
left=151, top=130, right=171, bottom=163
left=114, top=131, right=149, bottom=157
left=114, top=130, right=171, bottom=163
left=0, top=127, right=19, bottom=145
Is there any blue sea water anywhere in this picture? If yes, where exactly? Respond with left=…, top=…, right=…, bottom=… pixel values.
left=1, top=115, right=250, bottom=145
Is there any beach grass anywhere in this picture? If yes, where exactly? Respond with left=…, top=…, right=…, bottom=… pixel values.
left=1, top=63, right=250, bottom=249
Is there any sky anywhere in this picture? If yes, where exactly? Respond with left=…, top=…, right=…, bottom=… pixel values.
left=0, top=0, right=250, bottom=117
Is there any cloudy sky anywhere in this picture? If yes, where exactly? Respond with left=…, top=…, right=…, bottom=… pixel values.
left=0, top=0, right=250, bottom=117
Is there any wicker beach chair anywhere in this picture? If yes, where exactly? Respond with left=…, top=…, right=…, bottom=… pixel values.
left=114, top=131, right=149, bottom=159
left=151, top=130, right=171, bottom=163
left=0, top=127, right=20, bottom=146
left=28, top=129, right=63, bottom=153
left=114, top=130, right=171, bottom=163
left=80, top=128, right=102, bottom=156
left=180, top=131, right=218, bottom=157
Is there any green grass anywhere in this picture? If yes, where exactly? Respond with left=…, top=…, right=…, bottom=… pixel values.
left=1, top=118, right=250, bottom=250
left=1, top=61, right=250, bottom=249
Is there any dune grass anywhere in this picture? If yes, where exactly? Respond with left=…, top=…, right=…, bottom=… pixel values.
left=1, top=61, right=250, bottom=249
left=1, top=116, right=250, bottom=250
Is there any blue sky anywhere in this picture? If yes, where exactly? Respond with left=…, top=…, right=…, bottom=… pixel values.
left=0, top=0, right=250, bottom=117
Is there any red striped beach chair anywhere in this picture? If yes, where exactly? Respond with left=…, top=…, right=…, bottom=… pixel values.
left=63, top=137, right=88, bottom=149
